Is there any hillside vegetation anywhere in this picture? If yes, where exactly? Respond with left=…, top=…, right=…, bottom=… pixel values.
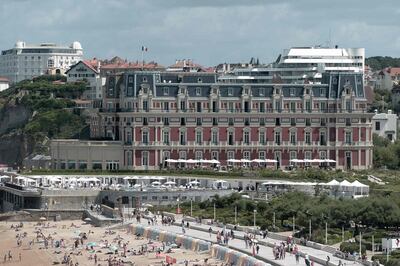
left=0, top=75, right=88, bottom=165
left=366, top=56, right=400, bottom=71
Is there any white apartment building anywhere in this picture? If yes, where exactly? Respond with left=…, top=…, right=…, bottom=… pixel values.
left=219, top=46, right=365, bottom=84
left=0, top=41, right=83, bottom=84
left=372, top=110, right=398, bottom=141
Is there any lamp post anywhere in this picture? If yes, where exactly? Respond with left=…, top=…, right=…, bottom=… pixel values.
left=273, top=212, right=276, bottom=229
left=372, top=235, right=374, bottom=257
left=190, top=199, right=193, bottom=217
left=292, top=215, right=295, bottom=235
left=325, top=222, right=328, bottom=244
left=342, top=226, right=344, bottom=243
left=234, top=205, right=237, bottom=224
left=359, top=230, right=363, bottom=260
left=253, top=209, right=257, bottom=238
left=213, top=202, right=216, bottom=221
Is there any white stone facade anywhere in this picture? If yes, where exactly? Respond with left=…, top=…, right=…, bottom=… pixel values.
left=0, top=41, right=83, bottom=84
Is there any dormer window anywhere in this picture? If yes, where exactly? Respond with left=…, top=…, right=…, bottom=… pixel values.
left=346, top=88, right=350, bottom=95
left=143, top=88, right=148, bottom=94
left=128, top=76, right=133, bottom=83
left=228, top=88, right=233, bottom=96
left=333, top=78, right=337, bottom=84
left=163, top=87, right=169, bottom=96
left=180, top=88, right=185, bottom=94
left=213, top=88, right=217, bottom=94
left=305, top=88, right=310, bottom=94
left=197, top=78, right=202, bottom=83
left=259, top=88, right=265, bottom=96
left=320, top=88, right=326, bottom=96
left=276, top=88, right=280, bottom=94
left=290, top=88, right=295, bottom=96
left=196, top=87, right=201, bottom=96
left=142, top=77, right=147, bottom=82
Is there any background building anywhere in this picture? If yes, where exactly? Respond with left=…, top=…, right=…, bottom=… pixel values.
left=372, top=110, right=398, bottom=141
left=51, top=70, right=373, bottom=171
left=66, top=60, right=105, bottom=108
left=219, top=46, right=365, bottom=84
left=375, top=67, right=400, bottom=91
left=0, top=41, right=83, bottom=83
left=0, top=77, right=9, bottom=91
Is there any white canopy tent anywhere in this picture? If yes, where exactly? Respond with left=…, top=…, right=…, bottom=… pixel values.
left=326, top=179, right=340, bottom=186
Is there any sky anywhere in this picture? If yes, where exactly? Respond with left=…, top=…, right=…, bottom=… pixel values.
left=0, top=0, right=399, bottom=66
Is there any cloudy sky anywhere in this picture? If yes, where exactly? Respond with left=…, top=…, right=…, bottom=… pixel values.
left=0, top=0, right=399, bottom=66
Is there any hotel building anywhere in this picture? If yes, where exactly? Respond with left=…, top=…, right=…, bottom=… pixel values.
left=0, top=41, right=83, bottom=83
left=51, top=70, right=373, bottom=171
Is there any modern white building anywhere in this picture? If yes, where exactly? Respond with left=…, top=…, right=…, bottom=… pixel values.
left=0, top=41, right=83, bottom=84
left=66, top=60, right=105, bottom=107
left=372, top=110, right=398, bottom=141
left=219, top=46, right=365, bottom=84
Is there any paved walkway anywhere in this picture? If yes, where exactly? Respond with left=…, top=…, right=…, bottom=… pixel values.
left=181, top=220, right=363, bottom=266
left=133, top=219, right=315, bottom=266
left=127, top=216, right=364, bottom=266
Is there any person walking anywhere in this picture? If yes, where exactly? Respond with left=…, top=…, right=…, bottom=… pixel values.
left=304, top=253, right=310, bottom=266
left=208, top=227, right=212, bottom=237
left=326, top=255, right=330, bottom=266
left=295, top=250, right=300, bottom=264
left=256, top=244, right=260, bottom=254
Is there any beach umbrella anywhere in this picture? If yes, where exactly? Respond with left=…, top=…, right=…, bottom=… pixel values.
left=142, top=203, right=153, bottom=208
left=86, top=242, right=97, bottom=247
left=252, top=159, right=265, bottom=163
left=165, top=159, right=178, bottom=163
left=151, top=181, right=161, bottom=186
left=189, top=180, right=200, bottom=185
left=39, top=217, right=47, bottom=221
left=84, top=217, right=92, bottom=222
left=240, top=159, right=252, bottom=163
left=108, top=245, right=118, bottom=251
left=227, top=159, right=241, bottom=163
left=164, top=181, right=176, bottom=186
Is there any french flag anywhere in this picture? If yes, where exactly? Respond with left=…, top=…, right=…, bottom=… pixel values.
left=142, top=46, right=148, bottom=52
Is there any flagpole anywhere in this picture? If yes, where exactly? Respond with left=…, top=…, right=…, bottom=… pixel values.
left=141, top=47, right=144, bottom=71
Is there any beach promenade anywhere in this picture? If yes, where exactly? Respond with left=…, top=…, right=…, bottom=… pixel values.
left=133, top=218, right=364, bottom=266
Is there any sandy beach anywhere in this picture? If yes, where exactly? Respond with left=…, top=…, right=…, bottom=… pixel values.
left=0, top=220, right=220, bottom=266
